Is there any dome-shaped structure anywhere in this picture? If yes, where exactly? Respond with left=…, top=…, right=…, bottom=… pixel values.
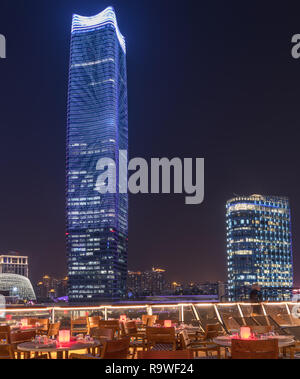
left=0, top=274, right=36, bottom=300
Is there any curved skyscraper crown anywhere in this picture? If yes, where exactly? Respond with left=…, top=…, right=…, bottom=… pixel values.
left=226, top=194, right=293, bottom=301
left=66, top=7, right=128, bottom=302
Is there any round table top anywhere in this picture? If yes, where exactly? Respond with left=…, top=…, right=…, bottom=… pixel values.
left=213, top=335, right=295, bottom=348
left=17, top=339, right=100, bottom=353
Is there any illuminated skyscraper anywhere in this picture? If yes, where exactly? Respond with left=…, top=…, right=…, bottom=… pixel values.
left=226, top=195, right=293, bottom=301
left=66, top=7, right=128, bottom=302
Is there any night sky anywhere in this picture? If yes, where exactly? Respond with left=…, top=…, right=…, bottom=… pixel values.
left=0, top=0, right=300, bottom=286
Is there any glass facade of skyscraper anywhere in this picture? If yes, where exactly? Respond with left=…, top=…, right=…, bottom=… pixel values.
left=226, top=194, right=293, bottom=301
left=66, top=7, right=128, bottom=302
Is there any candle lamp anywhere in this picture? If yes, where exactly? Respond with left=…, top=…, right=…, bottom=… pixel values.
left=164, top=320, right=172, bottom=328
left=240, top=326, right=251, bottom=340
left=58, top=330, right=71, bottom=343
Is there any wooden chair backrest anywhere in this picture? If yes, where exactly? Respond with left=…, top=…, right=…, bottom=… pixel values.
left=138, top=350, right=193, bottom=359
left=146, top=327, right=176, bottom=346
left=179, top=330, right=191, bottom=349
left=71, top=317, right=88, bottom=335
left=98, top=320, right=120, bottom=336
left=231, top=339, right=279, bottom=359
left=10, top=330, right=36, bottom=344
left=27, top=318, right=39, bottom=326
left=125, top=321, right=138, bottom=334
left=71, top=317, right=88, bottom=326
left=101, top=337, right=130, bottom=359
left=47, top=322, right=60, bottom=337
left=119, top=321, right=126, bottom=336
left=38, top=319, right=50, bottom=331
left=204, top=324, right=222, bottom=340
left=88, top=316, right=100, bottom=329
left=142, top=315, right=157, bottom=326
left=0, top=344, right=14, bottom=359
left=90, top=327, right=114, bottom=342
left=0, top=326, right=11, bottom=343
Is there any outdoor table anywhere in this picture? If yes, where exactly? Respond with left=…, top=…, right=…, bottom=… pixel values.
left=17, top=339, right=100, bottom=359
left=213, top=335, right=295, bottom=349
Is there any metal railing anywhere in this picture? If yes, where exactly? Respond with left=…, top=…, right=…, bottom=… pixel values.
left=1, top=302, right=299, bottom=332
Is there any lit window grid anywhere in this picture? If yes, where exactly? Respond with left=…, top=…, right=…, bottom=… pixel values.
left=226, top=195, right=293, bottom=301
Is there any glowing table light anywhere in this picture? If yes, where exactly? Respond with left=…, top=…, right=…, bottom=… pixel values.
left=164, top=320, right=172, bottom=328
left=240, top=327, right=251, bottom=340
left=58, top=330, right=71, bottom=343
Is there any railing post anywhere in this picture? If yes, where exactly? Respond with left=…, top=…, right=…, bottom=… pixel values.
left=147, top=305, right=152, bottom=316
left=214, top=304, right=224, bottom=329
left=104, top=307, right=108, bottom=320
left=51, top=307, right=55, bottom=323
left=180, top=305, right=184, bottom=323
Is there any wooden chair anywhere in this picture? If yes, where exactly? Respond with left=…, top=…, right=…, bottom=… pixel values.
left=10, top=329, right=37, bottom=358
left=28, top=318, right=49, bottom=335
left=71, top=317, right=88, bottom=336
left=90, top=327, right=114, bottom=355
left=70, top=338, right=131, bottom=360
left=0, top=344, right=15, bottom=359
left=142, top=315, right=157, bottom=327
left=98, top=320, right=120, bottom=338
left=231, top=339, right=279, bottom=359
left=100, top=337, right=130, bottom=359
left=198, top=324, right=223, bottom=341
left=138, top=350, right=194, bottom=359
left=180, top=330, right=221, bottom=358
left=90, top=327, right=114, bottom=342
left=47, top=322, right=60, bottom=338
left=125, top=321, right=147, bottom=359
left=119, top=321, right=126, bottom=337
left=0, top=326, right=11, bottom=343
left=126, top=321, right=145, bottom=338
left=88, top=316, right=101, bottom=332
left=69, top=328, right=114, bottom=358
left=27, top=318, right=39, bottom=326
left=146, top=327, right=176, bottom=351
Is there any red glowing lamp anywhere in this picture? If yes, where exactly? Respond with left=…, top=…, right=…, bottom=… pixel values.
left=164, top=320, right=172, bottom=328
left=6, top=314, right=12, bottom=321
left=120, top=315, right=127, bottom=323
left=58, top=330, right=71, bottom=343
left=240, top=327, right=251, bottom=340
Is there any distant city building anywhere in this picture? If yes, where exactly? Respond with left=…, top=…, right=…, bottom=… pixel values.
left=167, top=281, right=228, bottom=301
left=0, top=274, right=36, bottom=301
left=36, top=275, right=68, bottom=301
left=66, top=7, right=128, bottom=302
left=0, top=251, right=28, bottom=277
left=128, top=268, right=166, bottom=296
left=187, top=282, right=228, bottom=301
left=227, top=194, right=293, bottom=301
